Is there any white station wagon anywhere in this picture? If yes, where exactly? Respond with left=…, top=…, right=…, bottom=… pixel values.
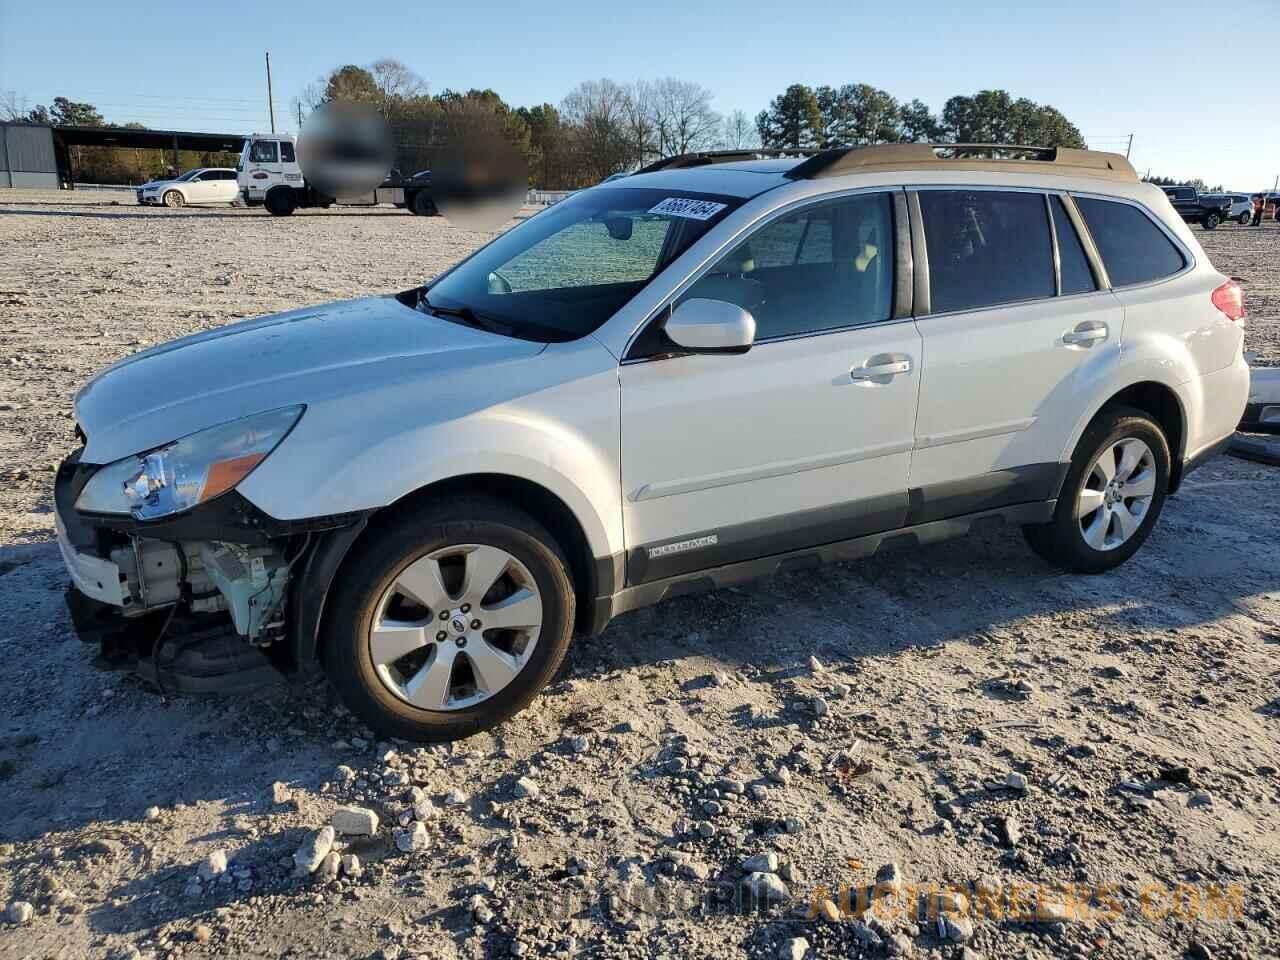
left=137, top=167, right=239, bottom=207
left=59, top=143, right=1249, bottom=741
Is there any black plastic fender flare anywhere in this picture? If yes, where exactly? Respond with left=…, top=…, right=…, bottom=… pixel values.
left=286, top=518, right=369, bottom=680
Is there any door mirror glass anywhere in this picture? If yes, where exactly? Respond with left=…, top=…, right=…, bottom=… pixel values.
left=664, top=298, right=755, bottom=354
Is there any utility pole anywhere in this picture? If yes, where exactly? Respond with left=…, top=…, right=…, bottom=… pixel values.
left=297, top=101, right=304, bottom=131
left=1125, top=133, right=1134, bottom=159
left=265, top=52, right=276, bottom=134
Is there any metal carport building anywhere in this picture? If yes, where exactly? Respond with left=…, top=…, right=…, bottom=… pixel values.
left=0, top=123, right=246, bottom=188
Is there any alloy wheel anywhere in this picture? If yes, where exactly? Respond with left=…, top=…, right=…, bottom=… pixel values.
left=369, top=544, right=543, bottom=711
left=1076, top=437, right=1157, bottom=551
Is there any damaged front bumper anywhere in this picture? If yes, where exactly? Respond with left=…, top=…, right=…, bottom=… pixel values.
left=54, top=449, right=368, bottom=690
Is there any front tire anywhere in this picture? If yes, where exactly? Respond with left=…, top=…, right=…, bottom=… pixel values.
left=1238, top=212, right=1252, bottom=225
left=1202, top=212, right=1220, bottom=230
left=265, top=189, right=297, bottom=216
left=1023, top=406, right=1170, bottom=573
left=321, top=497, right=575, bottom=741
left=163, top=190, right=184, bottom=208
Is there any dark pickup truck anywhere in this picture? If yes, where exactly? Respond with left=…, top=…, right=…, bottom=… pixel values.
left=1161, top=185, right=1232, bottom=230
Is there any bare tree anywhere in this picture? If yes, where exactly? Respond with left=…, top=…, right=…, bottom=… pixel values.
left=620, top=80, right=659, bottom=167
left=560, top=79, right=634, bottom=181
left=1, top=90, right=34, bottom=122
left=370, top=58, right=427, bottom=116
left=719, top=109, right=758, bottom=149
left=650, top=77, right=720, bottom=156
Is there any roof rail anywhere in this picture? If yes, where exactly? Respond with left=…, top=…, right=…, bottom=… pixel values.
left=634, top=148, right=818, bottom=175
left=784, top=143, right=1137, bottom=182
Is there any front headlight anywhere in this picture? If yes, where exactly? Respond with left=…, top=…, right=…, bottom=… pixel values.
left=75, top=406, right=304, bottom=520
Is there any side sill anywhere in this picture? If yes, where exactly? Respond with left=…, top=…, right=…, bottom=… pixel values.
left=1172, top=433, right=1234, bottom=493
left=596, top=500, right=1055, bottom=626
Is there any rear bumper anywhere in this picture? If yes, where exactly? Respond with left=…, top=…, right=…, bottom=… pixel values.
left=1240, top=402, right=1280, bottom=433
left=1241, top=366, right=1280, bottom=434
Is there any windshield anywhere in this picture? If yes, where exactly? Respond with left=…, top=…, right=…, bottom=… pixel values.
left=422, top=186, right=744, bottom=342
left=175, top=169, right=200, bottom=182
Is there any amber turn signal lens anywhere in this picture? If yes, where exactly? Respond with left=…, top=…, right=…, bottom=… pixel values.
left=200, top=453, right=265, bottom=503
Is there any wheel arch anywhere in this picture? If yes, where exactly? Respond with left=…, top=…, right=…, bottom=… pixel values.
left=382, top=473, right=609, bottom=636
left=1062, top=380, right=1188, bottom=494
left=296, top=472, right=615, bottom=675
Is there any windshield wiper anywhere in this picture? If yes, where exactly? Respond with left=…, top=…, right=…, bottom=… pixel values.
left=420, top=295, right=512, bottom=336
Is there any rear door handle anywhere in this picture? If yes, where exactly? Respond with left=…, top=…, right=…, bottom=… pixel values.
left=1062, top=321, right=1108, bottom=347
left=850, top=357, right=912, bottom=381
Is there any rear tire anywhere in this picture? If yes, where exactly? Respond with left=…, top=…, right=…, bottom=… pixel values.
left=411, top=191, right=436, bottom=216
left=321, top=497, right=575, bottom=742
left=265, top=189, right=296, bottom=216
left=163, top=190, right=184, bottom=208
left=1202, top=212, right=1220, bottom=230
left=1238, top=212, right=1252, bottom=225
left=1023, top=406, right=1170, bottom=573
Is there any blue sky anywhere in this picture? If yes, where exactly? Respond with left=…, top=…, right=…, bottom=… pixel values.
left=3, top=0, right=1278, bottom=190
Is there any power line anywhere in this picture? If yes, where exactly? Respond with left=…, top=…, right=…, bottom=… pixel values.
left=23, top=89, right=266, bottom=106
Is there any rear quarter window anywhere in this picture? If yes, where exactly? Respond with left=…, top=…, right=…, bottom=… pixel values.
left=1075, top=197, right=1187, bottom=288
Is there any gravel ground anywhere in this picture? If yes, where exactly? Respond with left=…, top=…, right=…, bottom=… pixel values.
left=1, top=190, right=1279, bottom=960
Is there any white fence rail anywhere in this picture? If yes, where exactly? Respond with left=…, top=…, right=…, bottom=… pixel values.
left=70, top=183, right=137, bottom=192
left=526, top=189, right=576, bottom=206
left=68, top=183, right=578, bottom=205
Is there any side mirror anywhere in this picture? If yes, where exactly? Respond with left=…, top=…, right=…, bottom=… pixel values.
left=604, top=216, right=633, bottom=241
left=664, top=298, right=756, bottom=355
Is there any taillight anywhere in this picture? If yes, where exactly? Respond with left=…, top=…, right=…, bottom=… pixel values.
left=1211, top=280, right=1245, bottom=323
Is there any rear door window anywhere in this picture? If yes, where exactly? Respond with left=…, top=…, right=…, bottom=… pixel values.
left=1049, top=196, right=1098, bottom=296
left=1074, top=197, right=1186, bottom=288
left=919, top=190, right=1055, bottom=313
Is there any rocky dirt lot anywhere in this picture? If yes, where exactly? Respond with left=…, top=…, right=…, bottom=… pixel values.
left=1, top=190, right=1278, bottom=960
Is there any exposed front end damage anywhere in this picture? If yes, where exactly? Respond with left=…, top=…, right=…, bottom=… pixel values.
left=55, top=449, right=365, bottom=693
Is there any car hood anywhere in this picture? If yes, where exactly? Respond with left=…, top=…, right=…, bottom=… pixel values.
left=76, top=295, right=546, bottom=463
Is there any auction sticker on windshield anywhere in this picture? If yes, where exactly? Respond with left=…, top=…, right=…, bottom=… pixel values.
left=648, top=197, right=728, bottom=220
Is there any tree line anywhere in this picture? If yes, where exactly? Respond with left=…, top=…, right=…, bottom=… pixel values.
left=1143, top=173, right=1226, bottom=193
left=755, top=84, right=1085, bottom=150
left=4, top=67, right=1092, bottom=188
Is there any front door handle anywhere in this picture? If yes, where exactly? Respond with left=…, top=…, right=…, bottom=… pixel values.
left=1062, top=321, right=1109, bottom=347
left=850, top=356, right=912, bottom=382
